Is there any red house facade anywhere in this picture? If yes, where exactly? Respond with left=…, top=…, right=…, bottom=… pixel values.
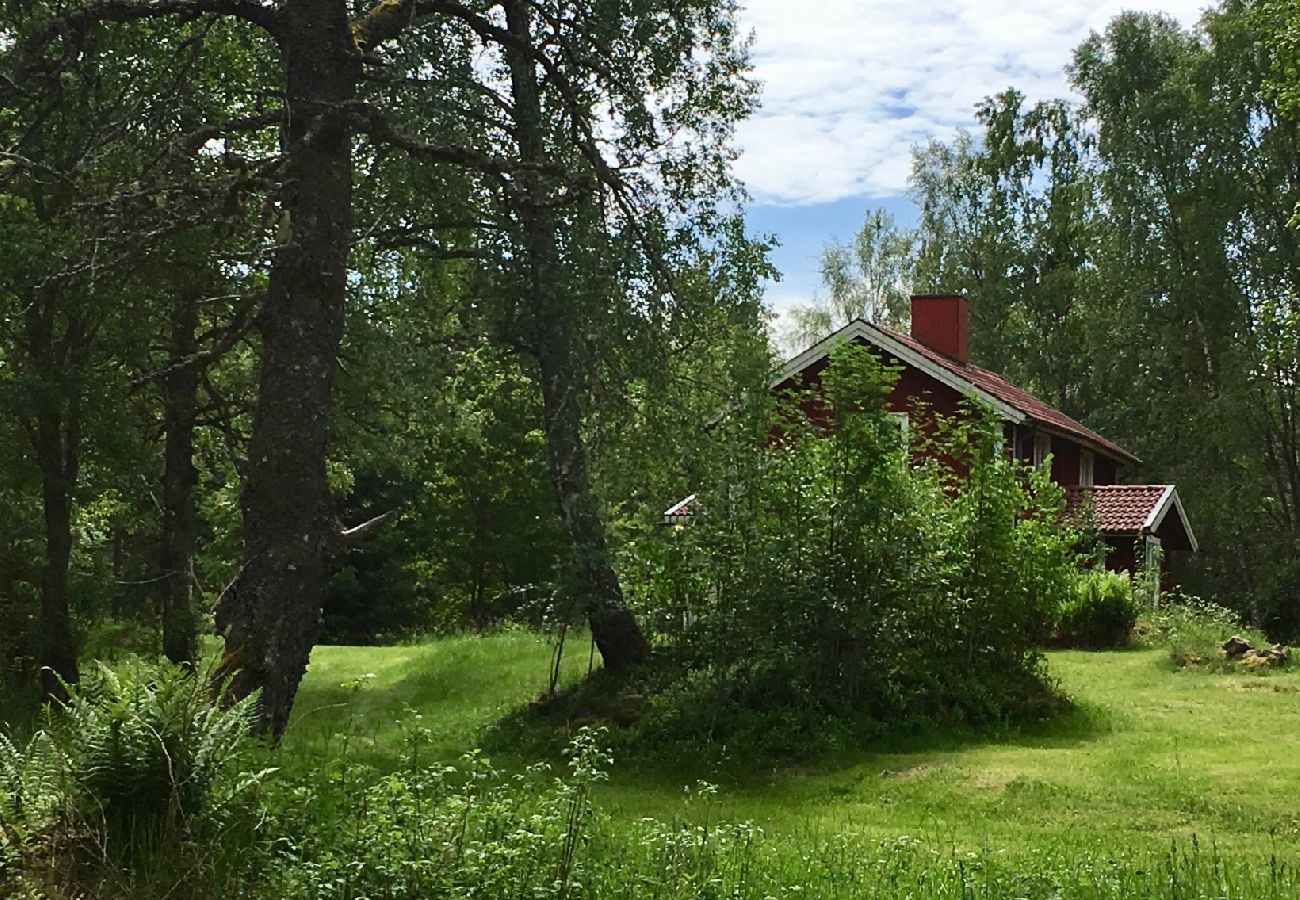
left=667, top=294, right=1197, bottom=581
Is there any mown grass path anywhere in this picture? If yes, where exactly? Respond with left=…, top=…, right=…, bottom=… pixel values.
left=286, top=633, right=1300, bottom=854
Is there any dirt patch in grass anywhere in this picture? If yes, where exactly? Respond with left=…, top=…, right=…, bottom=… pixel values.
left=971, top=769, right=1018, bottom=792
left=1215, top=678, right=1298, bottom=694
left=880, top=763, right=937, bottom=780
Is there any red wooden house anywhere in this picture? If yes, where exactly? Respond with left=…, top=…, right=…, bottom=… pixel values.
left=665, top=294, right=1197, bottom=581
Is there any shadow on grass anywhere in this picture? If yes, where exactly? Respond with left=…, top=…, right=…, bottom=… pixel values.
left=474, top=664, right=1115, bottom=791
left=279, top=636, right=1122, bottom=796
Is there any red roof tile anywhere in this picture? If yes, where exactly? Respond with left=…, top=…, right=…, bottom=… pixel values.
left=1063, top=485, right=1171, bottom=533
left=873, top=324, right=1139, bottom=464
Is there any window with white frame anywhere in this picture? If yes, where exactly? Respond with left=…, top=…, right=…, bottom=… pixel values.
left=1033, top=431, right=1052, bottom=468
left=1079, top=449, right=1095, bottom=487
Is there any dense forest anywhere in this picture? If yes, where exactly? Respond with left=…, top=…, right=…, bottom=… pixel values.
left=0, top=0, right=773, bottom=730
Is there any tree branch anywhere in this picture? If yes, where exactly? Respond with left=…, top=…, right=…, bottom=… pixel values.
left=344, top=100, right=588, bottom=186
left=351, top=0, right=417, bottom=52
left=337, top=510, right=399, bottom=547
left=132, top=298, right=258, bottom=389
left=172, top=110, right=284, bottom=154
left=28, top=0, right=280, bottom=45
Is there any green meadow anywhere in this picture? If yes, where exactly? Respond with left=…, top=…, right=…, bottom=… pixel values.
left=284, top=631, right=1300, bottom=858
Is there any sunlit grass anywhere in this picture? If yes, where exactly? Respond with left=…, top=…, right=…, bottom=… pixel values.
left=281, top=628, right=594, bottom=766
left=286, top=632, right=1300, bottom=859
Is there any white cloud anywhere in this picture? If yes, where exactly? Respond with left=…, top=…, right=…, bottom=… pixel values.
left=734, top=0, right=1209, bottom=205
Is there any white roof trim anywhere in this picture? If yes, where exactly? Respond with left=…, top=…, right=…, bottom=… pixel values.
left=662, top=494, right=696, bottom=524
left=771, top=319, right=1027, bottom=425
left=663, top=494, right=696, bottom=517
left=1140, top=486, right=1174, bottom=531
left=1142, top=485, right=1198, bottom=552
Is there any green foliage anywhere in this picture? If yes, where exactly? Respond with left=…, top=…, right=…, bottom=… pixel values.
left=322, top=257, right=571, bottom=640
left=266, top=728, right=611, bottom=898
left=269, top=656, right=1300, bottom=898
left=291, top=636, right=1300, bottom=855
left=589, top=829, right=1300, bottom=898
left=782, top=207, right=917, bottom=352
left=906, top=2, right=1300, bottom=635
left=1137, top=596, right=1282, bottom=671
left=0, top=660, right=269, bottom=898
left=1258, top=0, right=1300, bottom=119
left=41, top=638, right=1294, bottom=899
left=1056, top=571, right=1142, bottom=649
left=625, top=346, right=1079, bottom=754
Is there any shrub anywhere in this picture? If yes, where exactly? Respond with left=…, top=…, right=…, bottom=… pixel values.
left=622, top=345, right=1079, bottom=752
left=0, top=660, right=269, bottom=899
left=1137, top=596, right=1281, bottom=671
left=1056, top=571, right=1142, bottom=649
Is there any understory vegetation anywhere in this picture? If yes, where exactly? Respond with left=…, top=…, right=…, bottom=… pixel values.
left=5, top=624, right=1300, bottom=899
left=1054, top=571, right=1144, bottom=650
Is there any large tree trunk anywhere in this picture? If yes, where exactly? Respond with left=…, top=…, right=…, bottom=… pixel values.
left=25, top=299, right=80, bottom=698
left=503, top=0, right=650, bottom=671
left=160, top=295, right=200, bottom=667
left=34, top=396, right=79, bottom=698
left=213, top=0, right=358, bottom=737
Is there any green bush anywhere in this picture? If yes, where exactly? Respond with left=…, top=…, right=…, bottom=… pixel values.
left=1056, top=571, right=1142, bottom=649
left=1137, top=596, right=1280, bottom=670
left=0, top=660, right=269, bottom=898
left=623, top=345, right=1079, bottom=753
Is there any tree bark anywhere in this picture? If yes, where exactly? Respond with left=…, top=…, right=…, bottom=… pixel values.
left=34, top=401, right=80, bottom=698
left=160, top=294, right=200, bottom=667
left=502, top=0, right=650, bottom=671
left=23, top=295, right=81, bottom=699
left=213, top=0, right=359, bottom=737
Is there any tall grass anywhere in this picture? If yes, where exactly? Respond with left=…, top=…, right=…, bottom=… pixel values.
left=264, top=718, right=1300, bottom=899
left=586, top=826, right=1299, bottom=899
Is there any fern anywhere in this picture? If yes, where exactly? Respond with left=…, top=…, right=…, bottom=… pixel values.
left=0, top=659, right=269, bottom=897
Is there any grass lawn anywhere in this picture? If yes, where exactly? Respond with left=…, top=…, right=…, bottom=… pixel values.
left=284, top=630, right=1300, bottom=857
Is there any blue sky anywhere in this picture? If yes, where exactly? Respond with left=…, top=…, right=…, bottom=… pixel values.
left=733, top=0, right=1208, bottom=321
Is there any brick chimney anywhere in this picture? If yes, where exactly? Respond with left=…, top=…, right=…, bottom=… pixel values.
left=910, top=294, right=969, bottom=363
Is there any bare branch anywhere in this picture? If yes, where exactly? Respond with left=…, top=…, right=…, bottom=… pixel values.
left=172, top=110, right=284, bottom=154
left=132, top=297, right=259, bottom=389
left=344, top=100, right=589, bottom=187
left=337, top=510, right=399, bottom=547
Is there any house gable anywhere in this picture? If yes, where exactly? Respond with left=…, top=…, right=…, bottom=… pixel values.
left=772, top=319, right=1026, bottom=425
left=773, top=316, right=1139, bottom=471
left=665, top=295, right=1195, bottom=577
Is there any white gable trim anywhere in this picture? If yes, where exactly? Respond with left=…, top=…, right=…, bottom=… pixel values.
left=1142, top=485, right=1199, bottom=552
left=1140, top=486, right=1174, bottom=531
left=771, top=319, right=1026, bottom=425
left=662, top=493, right=696, bottom=525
